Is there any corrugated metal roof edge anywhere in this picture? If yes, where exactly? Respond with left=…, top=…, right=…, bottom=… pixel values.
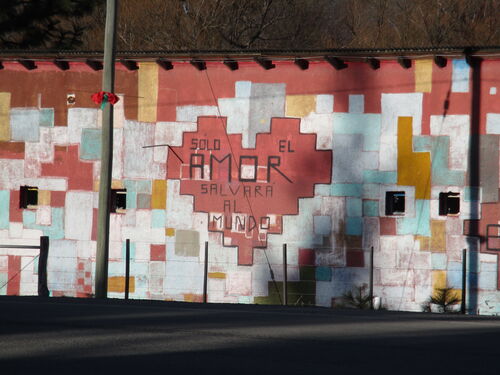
left=0, top=46, right=499, bottom=61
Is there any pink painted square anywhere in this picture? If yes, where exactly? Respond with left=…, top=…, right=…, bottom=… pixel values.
left=150, top=244, right=166, bottom=261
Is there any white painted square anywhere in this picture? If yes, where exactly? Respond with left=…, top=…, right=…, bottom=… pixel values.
left=490, top=87, right=497, bottom=95
left=36, top=206, right=52, bottom=226
left=316, top=95, right=334, bottom=114
left=227, top=271, right=252, bottom=296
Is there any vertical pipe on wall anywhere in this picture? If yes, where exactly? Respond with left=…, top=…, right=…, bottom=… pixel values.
left=369, top=246, right=374, bottom=310
left=38, top=236, right=49, bottom=297
left=203, top=241, right=208, bottom=303
left=95, top=0, right=117, bottom=299
left=283, top=244, right=288, bottom=306
left=461, top=248, right=467, bottom=314
left=125, top=239, right=130, bottom=300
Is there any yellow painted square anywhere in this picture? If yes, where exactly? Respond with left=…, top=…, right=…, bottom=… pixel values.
left=0, top=92, right=11, bottom=141
left=108, top=276, right=135, bottom=293
left=138, top=62, right=159, bottom=123
left=208, top=272, right=226, bottom=279
left=152, top=180, right=167, bottom=209
left=285, top=95, right=316, bottom=118
left=38, top=190, right=51, bottom=206
left=165, top=228, right=175, bottom=237
left=111, top=180, right=124, bottom=189
left=415, top=59, right=433, bottom=93
left=432, top=270, right=447, bottom=290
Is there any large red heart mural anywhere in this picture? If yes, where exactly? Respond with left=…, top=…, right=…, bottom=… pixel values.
left=167, top=116, right=332, bottom=265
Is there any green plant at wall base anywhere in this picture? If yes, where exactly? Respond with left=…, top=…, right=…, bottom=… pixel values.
left=342, top=284, right=372, bottom=309
left=422, top=287, right=461, bottom=313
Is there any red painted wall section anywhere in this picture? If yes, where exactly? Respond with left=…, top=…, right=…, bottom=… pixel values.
left=167, top=116, right=331, bottom=265
left=156, top=60, right=416, bottom=122
left=41, top=145, right=93, bottom=191
left=7, top=255, right=21, bottom=295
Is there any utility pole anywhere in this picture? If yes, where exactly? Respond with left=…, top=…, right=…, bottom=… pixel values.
left=95, top=0, right=117, bottom=299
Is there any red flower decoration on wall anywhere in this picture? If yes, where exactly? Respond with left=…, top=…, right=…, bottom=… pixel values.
left=91, top=91, right=120, bottom=109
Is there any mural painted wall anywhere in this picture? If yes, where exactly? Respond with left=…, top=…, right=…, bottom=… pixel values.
left=0, top=57, right=499, bottom=314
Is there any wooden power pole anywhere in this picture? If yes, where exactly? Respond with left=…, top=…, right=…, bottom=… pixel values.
left=95, top=0, right=117, bottom=298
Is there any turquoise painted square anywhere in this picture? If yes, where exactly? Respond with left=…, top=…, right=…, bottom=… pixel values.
left=346, top=217, right=363, bottom=235
left=363, top=170, right=397, bottom=184
left=122, top=241, right=136, bottom=260
left=152, top=210, right=166, bottom=228
left=126, top=191, right=137, bottom=209
left=331, top=184, right=362, bottom=197
left=347, top=198, right=362, bottom=217
left=363, top=200, right=378, bottom=217
left=81, top=129, right=102, bottom=160
left=316, top=266, right=332, bottom=281
left=0, top=191, right=9, bottom=229
left=39, top=108, right=54, bottom=127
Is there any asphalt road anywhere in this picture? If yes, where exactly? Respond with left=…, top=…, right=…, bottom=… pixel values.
left=0, top=296, right=499, bottom=375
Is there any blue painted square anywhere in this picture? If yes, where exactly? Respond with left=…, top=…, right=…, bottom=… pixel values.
left=447, top=269, right=463, bottom=289
left=431, top=253, right=447, bottom=270
left=448, top=261, right=462, bottom=271
left=108, top=260, right=125, bottom=276
left=122, top=241, right=136, bottom=260
left=0, top=191, right=9, bottom=229
left=481, top=262, right=497, bottom=272
left=152, top=210, right=166, bottom=228
left=331, top=184, right=362, bottom=197
left=464, top=187, right=480, bottom=201
left=347, top=198, right=362, bottom=217
left=479, top=271, right=497, bottom=290
left=313, top=215, right=331, bottom=236
left=346, top=217, right=363, bottom=235
left=363, top=200, right=378, bottom=217
left=80, top=129, right=102, bottom=160
left=136, top=180, right=152, bottom=194
left=39, top=108, right=54, bottom=127
left=316, top=266, right=332, bottom=281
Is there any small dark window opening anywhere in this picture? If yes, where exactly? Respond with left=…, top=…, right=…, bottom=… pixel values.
left=439, top=192, right=460, bottom=215
left=19, top=186, right=38, bottom=208
left=111, top=189, right=127, bottom=213
left=385, top=191, right=405, bottom=215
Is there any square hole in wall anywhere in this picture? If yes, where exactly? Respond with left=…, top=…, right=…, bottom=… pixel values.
left=385, top=191, right=405, bottom=215
left=111, top=189, right=127, bottom=213
left=19, top=185, right=38, bottom=208
left=439, top=192, right=460, bottom=215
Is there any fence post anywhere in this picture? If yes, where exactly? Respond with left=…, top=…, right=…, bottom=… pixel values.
left=125, top=239, right=130, bottom=300
left=369, top=246, right=374, bottom=310
left=38, top=236, right=49, bottom=297
left=461, top=248, right=467, bottom=314
left=283, top=244, right=288, bottom=306
left=203, top=241, right=208, bottom=303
